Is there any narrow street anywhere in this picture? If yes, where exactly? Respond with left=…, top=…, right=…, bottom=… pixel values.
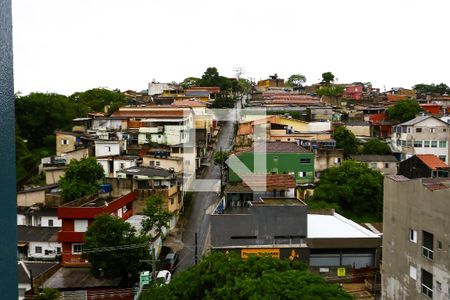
left=176, top=107, right=236, bottom=272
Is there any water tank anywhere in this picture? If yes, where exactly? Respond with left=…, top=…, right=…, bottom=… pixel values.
left=99, top=183, right=113, bottom=193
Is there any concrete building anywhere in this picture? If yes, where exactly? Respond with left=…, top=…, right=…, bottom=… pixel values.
left=351, top=154, right=398, bottom=175
left=382, top=175, right=450, bottom=299
left=399, top=154, right=450, bottom=179
left=391, top=115, right=450, bottom=163
left=17, top=226, right=61, bottom=260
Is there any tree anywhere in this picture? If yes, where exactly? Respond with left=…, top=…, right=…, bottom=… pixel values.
left=286, top=74, right=307, bottom=89
left=321, top=72, right=335, bottom=85
left=70, top=88, right=127, bottom=113
left=82, top=214, right=149, bottom=281
left=59, top=157, right=105, bottom=203
left=198, top=67, right=232, bottom=92
left=333, top=126, right=359, bottom=157
left=180, top=77, right=200, bottom=89
left=213, top=150, right=229, bottom=165
left=362, top=139, right=392, bottom=155
left=310, top=160, right=384, bottom=220
left=413, top=83, right=450, bottom=95
left=210, top=93, right=236, bottom=108
left=16, top=135, right=39, bottom=184
left=35, top=288, right=60, bottom=300
left=141, top=194, right=173, bottom=237
left=387, top=99, right=422, bottom=123
left=142, top=252, right=352, bottom=299
left=15, top=92, right=88, bottom=149
left=317, top=85, right=345, bottom=97
left=237, top=78, right=252, bottom=94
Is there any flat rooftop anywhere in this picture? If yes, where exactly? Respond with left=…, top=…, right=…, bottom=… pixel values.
left=218, top=197, right=305, bottom=215
left=307, top=213, right=379, bottom=239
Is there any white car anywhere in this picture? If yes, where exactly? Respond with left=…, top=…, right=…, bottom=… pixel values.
left=156, top=270, right=171, bottom=284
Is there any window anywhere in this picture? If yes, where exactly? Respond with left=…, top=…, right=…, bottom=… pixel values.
left=123, top=205, right=128, bottom=213
left=424, top=141, right=430, bottom=147
left=56, top=247, right=61, bottom=255
left=35, top=246, right=42, bottom=254
left=416, top=127, right=422, bottom=133
left=156, top=161, right=160, bottom=167
left=431, top=141, right=437, bottom=148
left=384, top=163, right=389, bottom=168
left=74, top=219, right=89, bottom=232
left=422, top=231, right=434, bottom=260
left=149, top=161, right=155, bottom=166
left=104, top=146, right=111, bottom=152
left=438, top=240, right=442, bottom=249
left=120, top=163, right=125, bottom=169
left=370, top=162, right=377, bottom=168
left=48, top=219, right=54, bottom=227
left=430, top=128, right=436, bottom=133
left=334, top=157, right=341, bottom=163
left=298, top=171, right=306, bottom=177
left=401, top=140, right=406, bottom=147
left=407, top=140, right=412, bottom=147
left=72, top=243, right=84, bottom=254
left=299, top=158, right=311, bottom=164
left=421, top=269, right=433, bottom=298
left=409, top=229, right=417, bottom=243
left=439, top=155, right=446, bottom=162
left=61, top=139, right=69, bottom=145
left=407, top=128, right=411, bottom=133
left=439, top=141, right=447, bottom=148
left=170, top=197, right=174, bottom=205
left=185, top=160, right=190, bottom=166
left=409, top=265, right=417, bottom=280
left=414, top=140, right=423, bottom=148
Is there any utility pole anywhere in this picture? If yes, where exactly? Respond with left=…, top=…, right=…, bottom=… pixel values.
left=194, top=232, right=198, bottom=265
left=219, top=146, right=223, bottom=194
left=139, top=247, right=159, bottom=282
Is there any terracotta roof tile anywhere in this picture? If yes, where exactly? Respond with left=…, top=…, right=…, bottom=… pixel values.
left=241, top=174, right=296, bottom=188
left=111, top=108, right=188, bottom=118
left=416, top=154, right=449, bottom=170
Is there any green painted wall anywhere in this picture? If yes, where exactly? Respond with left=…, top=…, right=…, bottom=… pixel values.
left=229, top=152, right=314, bottom=184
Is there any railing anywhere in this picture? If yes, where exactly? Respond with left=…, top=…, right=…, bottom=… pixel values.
left=422, top=284, right=433, bottom=298
left=422, top=246, right=434, bottom=260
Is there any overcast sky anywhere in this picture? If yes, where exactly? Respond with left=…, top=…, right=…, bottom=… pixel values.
left=12, top=0, right=450, bottom=95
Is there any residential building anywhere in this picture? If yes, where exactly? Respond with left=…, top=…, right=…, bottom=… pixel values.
left=142, top=154, right=183, bottom=173
left=116, top=166, right=182, bottom=228
left=17, top=205, right=61, bottom=227
left=229, top=142, right=315, bottom=184
left=398, top=154, right=450, bottom=178
left=17, top=226, right=61, bottom=260
left=96, top=155, right=140, bottom=177
left=57, top=191, right=137, bottom=266
left=17, top=184, right=58, bottom=207
left=94, top=139, right=127, bottom=157
left=18, top=261, right=59, bottom=300
left=344, top=84, right=364, bottom=101
left=55, top=132, right=93, bottom=156
left=344, top=121, right=371, bottom=137
left=391, top=115, right=450, bottom=163
left=382, top=175, right=450, bottom=299
left=297, top=138, right=343, bottom=178
left=350, top=155, right=398, bottom=175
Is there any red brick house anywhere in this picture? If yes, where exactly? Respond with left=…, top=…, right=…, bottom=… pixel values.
left=57, top=191, right=138, bottom=266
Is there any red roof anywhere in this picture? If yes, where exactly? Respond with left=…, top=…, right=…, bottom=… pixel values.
left=416, top=154, right=449, bottom=170
left=241, top=174, right=296, bottom=188
left=111, top=109, right=188, bottom=118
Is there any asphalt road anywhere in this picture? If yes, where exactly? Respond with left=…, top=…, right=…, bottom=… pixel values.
left=176, top=108, right=236, bottom=272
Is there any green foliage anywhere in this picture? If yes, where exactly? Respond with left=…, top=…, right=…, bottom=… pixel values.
left=413, top=83, right=450, bottom=95
left=70, top=88, right=127, bottom=113
left=82, top=214, right=149, bottom=281
left=141, top=194, right=173, bottom=237
left=311, top=160, right=384, bottom=220
left=286, top=74, right=307, bottom=88
left=362, top=139, right=392, bottom=155
left=35, top=288, right=60, bottom=300
left=321, top=72, right=335, bottom=85
left=333, top=126, right=359, bottom=157
left=15, top=92, right=87, bottom=149
left=213, top=150, right=229, bottom=165
left=317, top=85, right=345, bottom=97
left=198, top=67, right=232, bottom=92
left=142, top=252, right=351, bottom=300
left=180, top=77, right=200, bottom=89
left=210, top=94, right=236, bottom=108
left=16, top=136, right=39, bottom=183
left=387, top=100, right=422, bottom=123
left=237, top=78, right=252, bottom=94
left=59, top=157, right=104, bottom=203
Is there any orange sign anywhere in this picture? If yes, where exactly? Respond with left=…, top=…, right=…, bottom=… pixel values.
left=241, top=248, right=280, bottom=259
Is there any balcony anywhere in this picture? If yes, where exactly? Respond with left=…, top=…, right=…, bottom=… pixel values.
left=139, top=126, right=164, bottom=134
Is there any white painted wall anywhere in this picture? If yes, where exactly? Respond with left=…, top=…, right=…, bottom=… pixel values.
left=95, top=141, right=125, bottom=157
left=28, top=241, right=61, bottom=259
left=41, top=216, right=61, bottom=227
left=307, top=121, right=331, bottom=132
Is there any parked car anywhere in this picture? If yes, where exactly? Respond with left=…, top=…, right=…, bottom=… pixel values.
left=156, top=270, right=171, bottom=284
left=162, top=252, right=179, bottom=271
